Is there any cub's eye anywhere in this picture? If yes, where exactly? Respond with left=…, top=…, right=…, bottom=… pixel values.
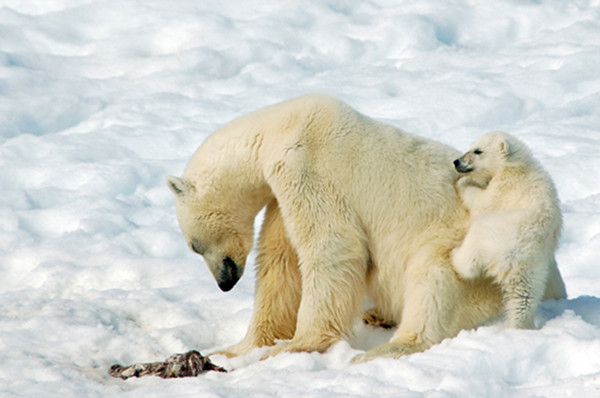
left=473, top=149, right=483, bottom=155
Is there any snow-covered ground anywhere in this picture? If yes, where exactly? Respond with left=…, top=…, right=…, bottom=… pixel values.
left=1, top=0, right=600, bottom=396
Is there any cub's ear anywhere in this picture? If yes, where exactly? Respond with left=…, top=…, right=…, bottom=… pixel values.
left=499, top=138, right=511, bottom=158
left=166, top=176, right=191, bottom=196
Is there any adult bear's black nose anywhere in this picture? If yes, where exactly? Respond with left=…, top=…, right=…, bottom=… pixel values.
left=217, top=256, right=241, bottom=292
left=453, top=159, right=460, bottom=167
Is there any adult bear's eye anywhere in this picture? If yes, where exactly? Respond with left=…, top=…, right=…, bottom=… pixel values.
left=190, top=241, right=206, bottom=255
left=473, top=149, right=483, bottom=155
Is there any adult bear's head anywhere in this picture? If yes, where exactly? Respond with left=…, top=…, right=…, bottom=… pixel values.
left=166, top=175, right=255, bottom=292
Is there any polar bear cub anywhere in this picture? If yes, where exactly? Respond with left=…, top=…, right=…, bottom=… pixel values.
left=452, top=132, right=562, bottom=329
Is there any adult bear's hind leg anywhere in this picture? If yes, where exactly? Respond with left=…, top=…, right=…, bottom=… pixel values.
left=352, top=262, right=457, bottom=363
left=352, top=236, right=503, bottom=364
left=362, top=307, right=397, bottom=329
left=214, top=199, right=302, bottom=357
left=543, top=257, right=566, bottom=300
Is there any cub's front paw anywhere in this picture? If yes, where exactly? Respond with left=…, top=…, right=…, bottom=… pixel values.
left=457, top=175, right=473, bottom=184
left=451, top=248, right=480, bottom=279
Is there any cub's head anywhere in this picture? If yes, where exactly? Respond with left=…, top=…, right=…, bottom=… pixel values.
left=453, top=132, right=516, bottom=182
left=166, top=176, right=253, bottom=292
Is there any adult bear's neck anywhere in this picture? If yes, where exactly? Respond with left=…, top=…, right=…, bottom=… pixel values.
left=183, top=124, right=273, bottom=225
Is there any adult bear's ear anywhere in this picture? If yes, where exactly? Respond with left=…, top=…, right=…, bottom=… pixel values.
left=166, top=176, right=191, bottom=197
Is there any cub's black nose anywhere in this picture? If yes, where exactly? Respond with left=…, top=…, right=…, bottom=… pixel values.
left=453, top=159, right=460, bottom=167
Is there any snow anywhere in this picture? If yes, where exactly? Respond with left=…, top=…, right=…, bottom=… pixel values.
left=1, top=0, right=600, bottom=396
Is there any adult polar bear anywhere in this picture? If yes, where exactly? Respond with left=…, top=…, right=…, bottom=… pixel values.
left=167, top=94, right=566, bottom=362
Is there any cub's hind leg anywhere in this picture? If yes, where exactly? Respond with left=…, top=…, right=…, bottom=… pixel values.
left=502, top=259, right=549, bottom=329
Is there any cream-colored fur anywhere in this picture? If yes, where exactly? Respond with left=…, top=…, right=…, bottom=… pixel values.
left=452, top=132, right=566, bottom=329
left=167, top=95, right=565, bottom=362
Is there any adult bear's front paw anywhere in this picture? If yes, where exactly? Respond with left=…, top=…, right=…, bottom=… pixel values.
left=261, top=341, right=295, bottom=359
left=351, top=340, right=428, bottom=364
left=261, top=340, right=318, bottom=359
left=349, top=342, right=399, bottom=364
left=261, top=335, right=340, bottom=359
left=211, top=336, right=261, bottom=358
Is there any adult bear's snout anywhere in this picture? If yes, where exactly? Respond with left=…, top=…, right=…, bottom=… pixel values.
left=453, top=158, right=461, bottom=168
left=217, top=256, right=241, bottom=292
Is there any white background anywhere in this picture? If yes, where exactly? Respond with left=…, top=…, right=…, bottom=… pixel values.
left=1, top=1, right=599, bottom=396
